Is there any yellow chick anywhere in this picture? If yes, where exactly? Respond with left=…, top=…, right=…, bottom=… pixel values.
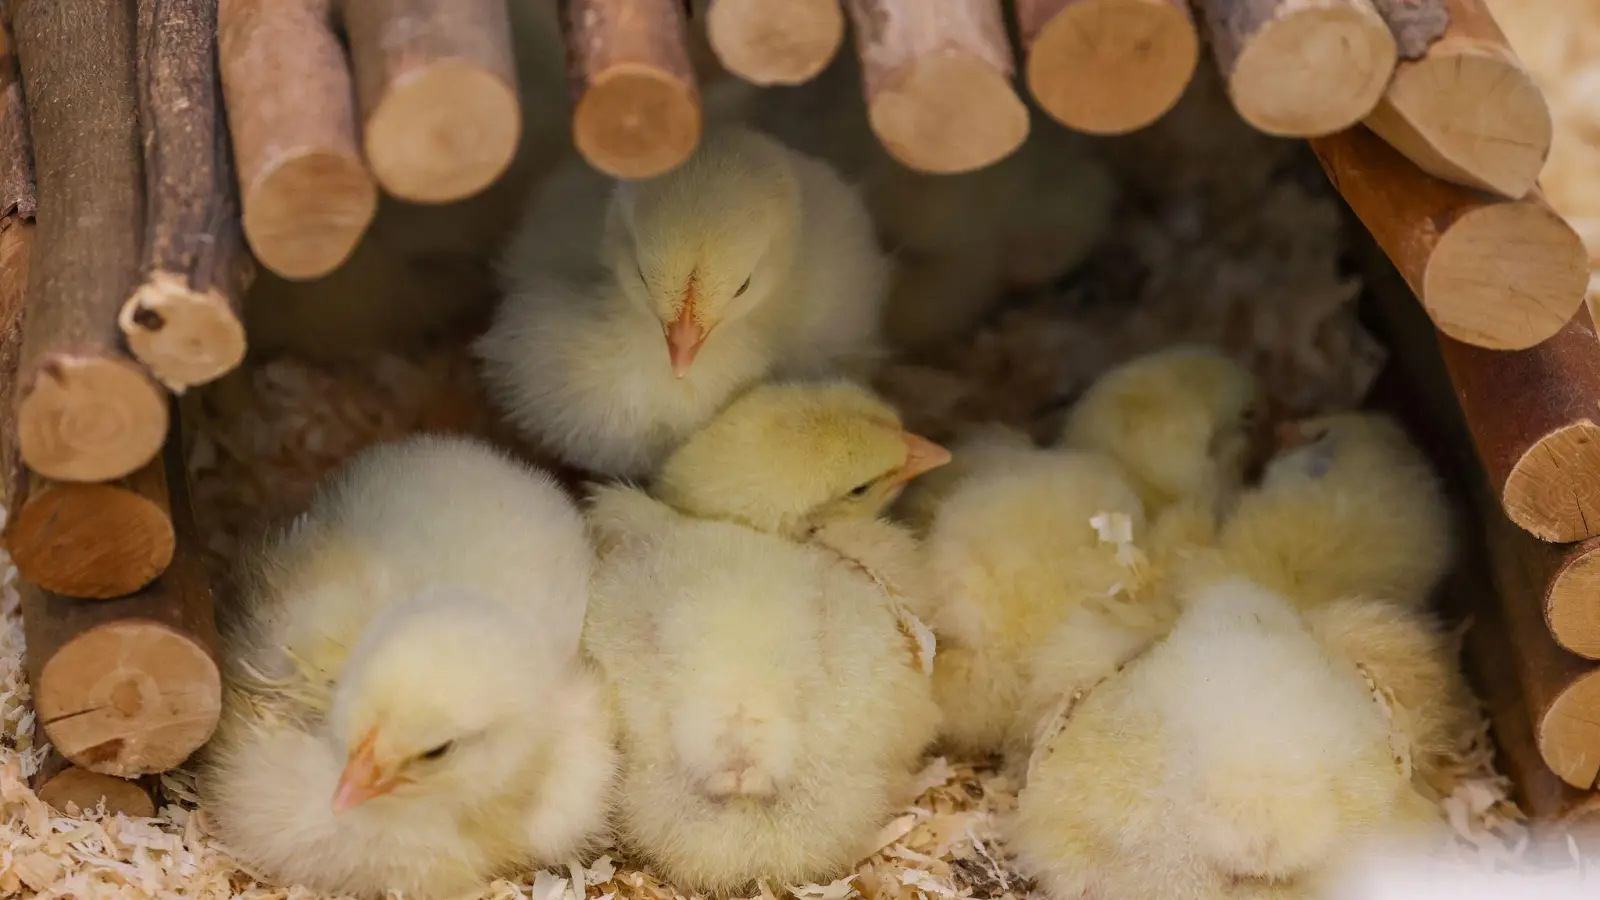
left=1012, top=579, right=1419, bottom=900
left=477, top=124, right=889, bottom=479
left=1212, top=411, right=1454, bottom=610
left=921, top=346, right=1265, bottom=758
left=581, top=381, right=947, bottom=894
left=202, top=436, right=616, bottom=900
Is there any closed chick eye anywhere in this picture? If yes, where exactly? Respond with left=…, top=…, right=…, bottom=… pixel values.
left=734, top=276, right=751, bottom=298
left=847, top=481, right=874, bottom=499
left=636, top=264, right=647, bottom=286
left=418, top=741, right=454, bottom=761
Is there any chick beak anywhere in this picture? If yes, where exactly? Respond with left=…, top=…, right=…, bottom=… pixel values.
left=1273, top=420, right=1312, bottom=452
left=665, top=286, right=707, bottom=379
left=890, top=432, right=953, bottom=487
left=332, top=730, right=399, bottom=815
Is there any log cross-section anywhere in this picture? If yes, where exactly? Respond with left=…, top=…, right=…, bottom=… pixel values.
left=1434, top=309, right=1600, bottom=544
left=1196, top=0, right=1398, bottom=137
left=12, top=0, right=170, bottom=483
left=219, top=0, right=377, bottom=279
left=126, top=0, right=251, bottom=393
left=705, top=0, right=845, bottom=86
left=341, top=0, right=523, bottom=203
left=1364, top=0, right=1552, bottom=198
left=561, top=0, right=703, bottom=180
left=846, top=0, right=1030, bottom=175
left=1546, top=539, right=1600, bottom=661
left=1311, top=124, right=1587, bottom=352
left=1016, top=0, right=1199, bottom=136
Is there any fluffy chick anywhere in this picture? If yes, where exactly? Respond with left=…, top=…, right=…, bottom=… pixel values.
left=921, top=347, right=1265, bottom=757
left=581, top=382, right=946, bottom=893
left=1012, top=579, right=1423, bottom=900
left=478, top=124, right=889, bottom=479
left=1212, top=411, right=1454, bottom=610
left=202, top=436, right=616, bottom=900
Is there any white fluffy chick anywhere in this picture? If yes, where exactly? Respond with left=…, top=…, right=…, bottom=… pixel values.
left=921, top=346, right=1266, bottom=757
left=1012, top=579, right=1422, bottom=900
left=581, top=381, right=946, bottom=893
left=1213, top=411, right=1454, bottom=610
left=202, top=436, right=616, bottom=900
left=477, top=124, right=889, bottom=478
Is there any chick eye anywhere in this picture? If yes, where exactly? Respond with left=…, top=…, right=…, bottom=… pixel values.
left=418, top=741, right=454, bottom=761
left=734, top=276, right=751, bottom=298
left=847, top=481, right=874, bottom=499
left=636, top=264, right=647, bottom=285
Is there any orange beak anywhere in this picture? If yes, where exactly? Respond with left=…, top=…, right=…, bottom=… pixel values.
left=664, top=284, right=707, bottom=379
left=1273, top=420, right=1312, bottom=452
left=889, top=432, right=953, bottom=487
left=332, top=729, right=401, bottom=815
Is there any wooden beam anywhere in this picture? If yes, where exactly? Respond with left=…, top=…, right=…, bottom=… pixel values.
left=341, top=0, right=521, bottom=203
left=1016, top=0, right=1199, bottom=135
left=12, top=0, right=169, bottom=482
left=1311, top=124, right=1587, bottom=351
left=218, top=0, right=377, bottom=279
left=1364, top=0, right=1551, bottom=199
left=845, top=0, right=1030, bottom=174
left=706, top=0, right=844, bottom=86
left=1195, top=0, right=1397, bottom=137
left=561, top=0, right=702, bottom=179
left=123, top=0, right=250, bottom=393
left=1435, top=310, right=1600, bottom=543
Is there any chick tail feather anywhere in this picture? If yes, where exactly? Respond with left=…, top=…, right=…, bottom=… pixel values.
left=667, top=657, right=801, bottom=802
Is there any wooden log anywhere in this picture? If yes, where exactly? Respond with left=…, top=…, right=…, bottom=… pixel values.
left=561, top=0, right=703, bottom=180
left=123, top=0, right=250, bottom=393
left=32, top=749, right=158, bottom=818
left=1310, top=125, right=1587, bottom=351
left=4, top=461, right=175, bottom=599
left=218, top=0, right=377, bottom=279
left=1016, top=0, right=1199, bottom=135
left=845, top=0, right=1030, bottom=174
left=1544, top=539, right=1600, bottom=661
left=341, top=0, right=521, bottom=203
left=1434, top=310, right=1600, bottom=543
left=11, top=0, right=169, bottom=483
left=1195, top=0, right=1397, bottom=137
left=1364, top=0, right=1551, bottom=199
left=20, top=434, right=221, bottom=777
left=705, top=0, right=844, bottom=86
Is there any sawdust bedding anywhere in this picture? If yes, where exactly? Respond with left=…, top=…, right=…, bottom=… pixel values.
left=0, top=75, right=1583, bottom=898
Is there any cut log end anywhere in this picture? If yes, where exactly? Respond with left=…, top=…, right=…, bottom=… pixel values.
left=1500, top=421, right=1600, bottom=544
left=241, top=149, right=377, bottom=280
left=1423, top=200, right=1588, bottom=350
left=16, top=357, right=168, bottom=482
left=1365, top=48, right=1551, bottom=198
left=34, top=757, right=157, bottom=818
left=120, top=273, right=247, bottom=392
left=1539, top=667, right=1600, bottom=790
left=1226, top=5, right=1396, bottom=137
left=868, top=51, right=1030, bottom=175
left=706, top=0, right=845, bottom=86
left=6, top=481, right=175, bottom=599
left=363, top=60, right=522, bottom=203
left=573, top=67, right=702, bottom=179
left=36, top=619, right=221, bottom=777
left=1547, top=542, right=1600, bottom=660
left=1024, top=0, right=1198, bottom=135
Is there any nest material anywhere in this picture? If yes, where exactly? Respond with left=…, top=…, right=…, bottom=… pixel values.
left=0, top=63, right=1576, bottom=899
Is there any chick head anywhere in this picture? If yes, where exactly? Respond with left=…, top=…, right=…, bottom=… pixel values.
left=328, top=590, right=555, bottom=816
left=604, top=125, right=803, bottom=378
left=653, top=380, right=951, bottom=537
left=1059, top=345, right=1268, bottom=514
left=1226, top=411, right=1453, bottom=606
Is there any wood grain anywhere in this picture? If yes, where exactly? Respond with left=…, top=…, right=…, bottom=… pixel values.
left=1017, top=0, right=1198, bottom=135
left=846, top=0, right=1029, bottom=174
left=706, top=0, right=844, bottom=86
left=12, top=0, right=169, bottom=482
left=1311, top=124, right=1586, bottom=351
left=1364, top=0, right=1552, bottom=198
left=218, top=0, right=377, bottom=279
left=1196, top=0, right=1397, bottom=136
